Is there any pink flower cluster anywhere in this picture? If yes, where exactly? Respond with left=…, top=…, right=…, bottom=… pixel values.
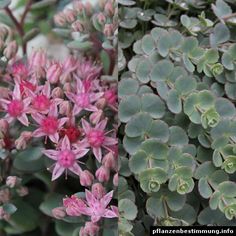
left=0, top=49, right=117, bottom=180
left=0, top=49, right=118, bottom=233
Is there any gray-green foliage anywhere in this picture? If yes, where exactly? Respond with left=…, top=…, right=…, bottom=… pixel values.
left=118, top=0, right=236, bottom=233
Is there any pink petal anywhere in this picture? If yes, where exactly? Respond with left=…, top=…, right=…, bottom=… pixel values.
left=104, top=137, right=118, bottom=146
left=58, top=117, right=68, bottom=128
left=76, top=78, right=85, bottom=93
left=93, top=147, right=102, bottom=162
left=101, top=191, right=113, bottom=207
left=89, top=92, right=103, bottom=102
left=52, top=163, right=65, bottom=181
left=33, top=128, right=45, bottom=137
left=69, top=163, right=81, bottom=176
left=18, top=114, right=29, bottom=126
left=74, top=148, right=89, bottom=159
left=65, top=92, right=75, bottom=103
left=0, top=98, right=10, bottom=105
left=43, top=82, right=51, bottom=97
left=85, top=190, right=96, bottom=205
left=96, top=118, right=107, bottom=130
left=42, top=149, right=58, bottom=160
left=49, top=133, right=59, bottom=143
left=49, top=104, right=58, bottom=117
left=23, top=97, right=32, bottom=107
left=72, top=105, right=82, bottom=116
left=31, top=113, right=44, bottom=124
left=62, top=135, right=71, bottom=150
left=91, top=215, right=101, bottom=223
left=13, top=83, right=21, bottom=100
left=81, top=119, right=91, bottom=134
left=85, top=105, right=98, bottom=112
left=103, top=209, right=117, bottom=218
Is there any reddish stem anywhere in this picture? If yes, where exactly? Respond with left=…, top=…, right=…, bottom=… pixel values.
left=4, top=0, right=32, bottom=55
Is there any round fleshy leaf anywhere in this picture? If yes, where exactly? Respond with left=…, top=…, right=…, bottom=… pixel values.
left=141, top=93, right=165, bottom=118
left=142, top=34, right=156, bottom=55
left=125, top=113, right=152, bottom=137
left=119, top=199, right=137, bottom=220
left=218, top=181, right=236, bottom=197
left=136, top=59, right=152, bottom=83
left=167, top=90, right=182, bottom=114
left=119, top=95, right=141, bottom=123
left=146, top=197, right=165, bottom=219
left=147, top=120, right=169, bottom=143
left=198, top=178, right=213, bottom=199
left=169, top=126, right=188, bottom=146
left=150, top=60, right=174, bottom=81
left=118, top=78, right=139, bottom=98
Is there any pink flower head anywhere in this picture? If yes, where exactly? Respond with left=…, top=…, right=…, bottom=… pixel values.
left=80, top=222, right=100, bottom=236
left=95, top=165, right=110, bottom=182
left=43, top=135, right=89, bottom=180
left=66, top=77, right=103, bottom=116
left=29, top=49, right=47, bottom=69
left=82, top=190, right=117, bottom=222
left=81, top=118, right=117, bottom=162
left=76, top=60, right=102, bottom=82
left=63, top=195, right=87, bottom=216
left=80, top=170, right=94, bottom=186
left=0, top=83, right=31, bottom=126
left=32, top=104, right=68, bottom=143
left=104, top=88, right=117, bottom=107
left=47, top=62, right=62, bottom=84
left=11, top=61, right=29, bottom=79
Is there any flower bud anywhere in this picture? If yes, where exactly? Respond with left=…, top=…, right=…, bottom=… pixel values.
left=52, top=207, right=66, bottom=219
left=104, top=1, right=114, bottom=17
left=64, top=9, right=77, bottom=23
left=80, top=222, right=100, bottom=236
left=102, top=152, right=116, bottom=170
left=16, top=186, right=29, bottom=196
left=0, top=39, right=4, bottom=50
left=52, top=87, right=64, bottom=98
left=72, top=20, right=85, bottom=32
left=30, top=49, right=47, bottom=68
left=95, top=98, right=107, bottom=109
left=80, top=170, right=94, bottom=186
left=89, top=110, right=103, bottom=125
left=91, top=183, right=106, bottom=199
left=0, top=206, right=10, bottom=221
left=0, top=87, right=10, bottom=99
left=95, top=166, right=110, bottom=182
left=6, top=176, right=21, bottom=188
left=97, top=13, right=106, bottom=25
left=63, top=82, right=72, bottom=93
left=84, top=2, right=92, bottom=16
left=104, top=88, right=117, bottom=105
left=73, top=1, right=84, bottom=14
left=3, top=41, right=18, bottom=59
left=0, top=188, right=10, bottom=203
left=113, top=173, right=118, bottom=186
left=59, top=101, right=72, bottom=116
left=0, top=119, right=9, bottom=135
left=15, top=131, right=32, bottom=150
left=47, top=63, right=62, bottom=84
left=103, top=24, right=114, bottom=37
left=54, top=12, right=67, bottom=26
left=0, top=26, right=8, bottom=40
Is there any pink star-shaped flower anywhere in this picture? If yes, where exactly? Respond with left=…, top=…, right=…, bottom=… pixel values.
left=63, top=190, right=117, bottom=223
left=80, top=118, right=117, bottom=162
left=66, top=77, right=103, bottom=116
left=43, top=135, right=89, bottom=180
left=0, top=83, right=31, bottom=126
left=31, top=104, right=68, bottom=143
